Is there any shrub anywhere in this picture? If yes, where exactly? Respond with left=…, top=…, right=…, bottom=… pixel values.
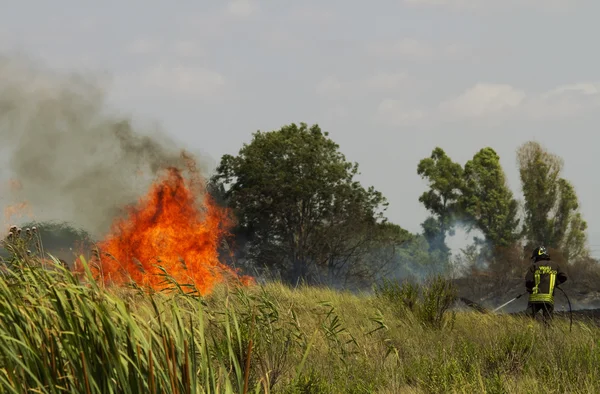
left=418, top=275, right=458, bottom=329
left=374, top=274, right=457, bottom=329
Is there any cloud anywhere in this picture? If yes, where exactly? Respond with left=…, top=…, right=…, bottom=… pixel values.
left=527, top=83, right=600, bottom=119
left=441, top=82, right=600, bottom=121
left=376, top=82, right=600, bottom=126
left=317, top=73, right=417, bottom=121
left=226, top=0, right=258, bottom=18
left=546, top=83, right=600, bottom=96
left=438, top=83, right=527, bottom=119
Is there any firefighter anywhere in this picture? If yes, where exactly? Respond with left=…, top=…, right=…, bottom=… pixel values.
left=525, top=246, right=567, bottom=323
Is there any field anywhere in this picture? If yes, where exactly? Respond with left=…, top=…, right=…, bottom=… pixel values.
left=1, top=255, right=600, bottom=394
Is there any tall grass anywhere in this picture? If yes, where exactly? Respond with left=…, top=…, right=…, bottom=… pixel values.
left=1, top=231, right=600, bottom=392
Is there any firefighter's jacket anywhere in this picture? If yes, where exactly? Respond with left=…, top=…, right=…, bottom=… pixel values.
left=525, top=258, right=567, bottom=304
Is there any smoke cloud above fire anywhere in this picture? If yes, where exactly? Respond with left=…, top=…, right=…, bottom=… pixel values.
left=0, top=54, right=206, bottom=238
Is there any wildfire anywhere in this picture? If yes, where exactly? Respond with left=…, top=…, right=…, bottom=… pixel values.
left=85, top=161, right=253, bottom=295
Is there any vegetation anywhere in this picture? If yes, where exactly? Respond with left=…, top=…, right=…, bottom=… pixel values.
left=516, top=141, right=588, bottom=261
left=9, top=122, right=594, bottom=288
left=2, top=120, right=600, bottom=392
left=461, top=147, right=520, bottom=249
left=416, top=147, right=464, bottom=261
left=210, top=122, right=410, bottom=287
left=207, top=122, right=597, bottom=287
left=415, top=142, right=594, bottom=276
left=1, top=240, right=600, bottom=393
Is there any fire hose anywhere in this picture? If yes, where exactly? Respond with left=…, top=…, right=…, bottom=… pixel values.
left=493, top=288, right=572, bottom=331
left=492, top=292, right=526, bottom=313
left=556, top=286, right=573, bottom=332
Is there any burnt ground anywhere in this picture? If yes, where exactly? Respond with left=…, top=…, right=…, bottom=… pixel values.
left=549, top=309, right=600, bottom=326
left=452, top=274, right=600, bottom=325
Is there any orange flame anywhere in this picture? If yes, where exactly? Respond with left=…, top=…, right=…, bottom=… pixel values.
left=86, top=161, right=253, bottom=295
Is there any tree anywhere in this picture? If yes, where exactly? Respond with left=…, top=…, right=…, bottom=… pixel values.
left=416, top=147, right=464, bottom=258
left=516, top=141, right=588, bottom=261
left=210, top=122, right=404, bottom=285
left=461, top=147, right=520, bottom=248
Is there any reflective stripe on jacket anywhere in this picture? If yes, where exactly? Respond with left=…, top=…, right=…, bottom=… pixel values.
left=525, top=258, right=567, bottom=304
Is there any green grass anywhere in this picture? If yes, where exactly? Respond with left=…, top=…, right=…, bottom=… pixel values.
left=0, top=251, right=599, bottom=393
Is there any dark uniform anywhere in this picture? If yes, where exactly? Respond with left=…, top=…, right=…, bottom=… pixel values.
left=525, top=246, right=567, bottom=323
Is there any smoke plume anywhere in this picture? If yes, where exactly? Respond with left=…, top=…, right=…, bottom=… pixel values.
left=0, top=54, right=205, bottom=238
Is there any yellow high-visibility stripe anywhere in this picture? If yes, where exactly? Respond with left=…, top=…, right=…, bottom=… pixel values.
left=532, top=270, right=540, bottom=294
left=529, top=294, right=553, bottom=303
left=528, top=265, right=556, bottom=304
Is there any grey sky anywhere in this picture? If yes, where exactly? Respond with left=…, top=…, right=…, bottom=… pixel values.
left=1, top=1, right=599, bottom=257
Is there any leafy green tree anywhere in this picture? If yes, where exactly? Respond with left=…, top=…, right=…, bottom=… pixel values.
left=417, top=147, right=464, bottom=258
left=210, top=122, right=402, bottom=285
left=461, top=147, right=520, bottom=248
left=516, top=141, right=588, bottom=261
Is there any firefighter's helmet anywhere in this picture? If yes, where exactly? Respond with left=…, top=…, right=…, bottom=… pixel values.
left=531, top=246, right=549, bottom=260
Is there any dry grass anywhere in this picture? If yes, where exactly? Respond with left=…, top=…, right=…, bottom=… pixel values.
left=0, top=248, right=599, bottom=393
left=0, top=223, right=597, bottom=393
